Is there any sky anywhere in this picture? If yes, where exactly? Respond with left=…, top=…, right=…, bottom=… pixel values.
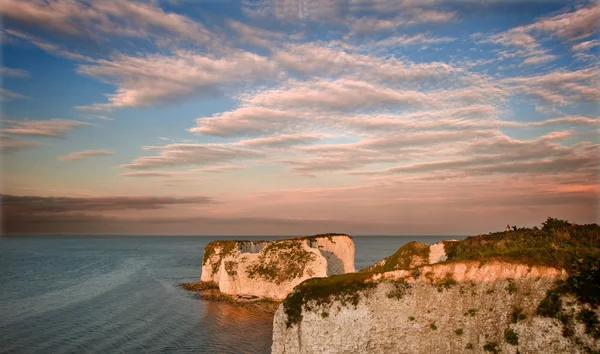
left=0, top=0, right=599, bottom=235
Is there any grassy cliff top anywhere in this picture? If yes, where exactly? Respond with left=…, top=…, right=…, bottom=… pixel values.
left=282, top=218, right=600, bottom=327
left=297, top=233, right=352, bottom=241
left=360, top=241, right=430, bottom=273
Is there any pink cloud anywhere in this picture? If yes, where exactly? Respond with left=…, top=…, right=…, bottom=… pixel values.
left=58, top=149, right=115, bottom=161
left=0, top=119, right=89, bottom=137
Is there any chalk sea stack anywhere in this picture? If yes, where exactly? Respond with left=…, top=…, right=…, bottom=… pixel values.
left=199, top=234, right=355, bottom=301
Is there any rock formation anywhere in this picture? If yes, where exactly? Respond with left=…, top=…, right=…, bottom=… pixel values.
left=200, top=234, right=355, bottom=301
left=360, top=240, right=459, bottom=273
left=272, top=221, right=600, bottom=353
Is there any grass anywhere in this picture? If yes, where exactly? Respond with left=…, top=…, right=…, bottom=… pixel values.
left=247, top=240, right=316, bottom=285
left=360, top=241, right=430, bottom=273
left=298, top=233, right=351, bottom=243
left=448, top=219, right=600, bottom=306
left=449, top=219, right=600, bottom=322
left=279, top=218, right=600, bottom=337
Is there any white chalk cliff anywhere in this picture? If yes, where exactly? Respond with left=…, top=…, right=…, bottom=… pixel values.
left=271, top=222, right=600, bottom=354
left=200, top=234, right=355, bottom=300
left=272, top=261, right=599, bottom=353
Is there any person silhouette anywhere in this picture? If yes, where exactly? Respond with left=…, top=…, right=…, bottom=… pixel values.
left=506, top=224, right=511, bottom=232
left=512, top=225, right=517, bottom=231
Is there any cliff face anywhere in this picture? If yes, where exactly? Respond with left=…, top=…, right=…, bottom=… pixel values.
left=200, top=235, right=355, bottom=300
left=272, top=261, right=600, bottom=354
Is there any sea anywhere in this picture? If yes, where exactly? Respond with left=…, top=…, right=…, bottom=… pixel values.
left=0, top=235, right=465, bottom=354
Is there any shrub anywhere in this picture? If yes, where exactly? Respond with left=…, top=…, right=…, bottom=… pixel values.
left=506, top=278, right=517, bottom=294
left=511, top=307, right=527, bottom=323
left=505, top=328, right=519, bottom=345
left=542, top=217, right=571, bottom=231
left=386, top=278, right=412, bottom=300
left=430, top=322, right=437, bottom=330
left=577, top=309, right=600, bottom=339
left=434, top=273, right=458, bottom=292
left=455, top=328, right=464, bottom=335
left=483, top=342, right=500, bottom=353
left=465, top=308, right=478, bottom=317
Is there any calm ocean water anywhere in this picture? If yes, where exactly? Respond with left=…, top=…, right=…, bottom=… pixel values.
left=0, top=235, right=464, bottom=354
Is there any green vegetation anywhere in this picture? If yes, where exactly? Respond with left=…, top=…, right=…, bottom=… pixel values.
left=455, top=328, right=464, bottom=335
left=483, top=342, right=500, bottom=353
left=537, top=286, right=563, bottom=318
left=386, top=278, right=412, bottom=299
left=179, top=281, right=219, bottom=291
left=247, top=240, right=316, bottom=285
left=279, top=218, right=600, bottom=339
left=430, top=322, right=437, bottom=330
left=577, top=309, right=600, bottom=339
left=299, top=233, right=351, bottom=243
left=409, top=316, right=415, bottom=321
left=360, top=241, right=430, bottom=273
left=506, top=278, right=517, bottom=294
left=511, top=307, right=527, bottom=323
left=282, top=272, right=377, bottom=327
left=466, top=343, right=473, bottom=350
left=443, top=240, right=460, bottom=257
left=449, top=219, right=600, bottom=310
left=321, top=311, right=329, bottom=318
left=434, top=273, right=457, bottom=292
left=465, top=308, right=478, bottom=317
left=225, top=261, right=238, bottom=277
left=505, top=328, right=519, bottom=345
left=202, top=240, right=240, bottom=274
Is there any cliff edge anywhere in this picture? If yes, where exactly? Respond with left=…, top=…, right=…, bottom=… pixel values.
left=272, top=219, right=600, bottom=353
left=199, top=234, right=355, bottom=301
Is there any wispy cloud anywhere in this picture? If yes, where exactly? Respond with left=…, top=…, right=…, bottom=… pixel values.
left=0, top=119, right=89, bottom=138
left=76, top=50, right=278, bottom=109
left=0, top=66, right=29, bottom=78
left=0, top=88, right=28, bottom=101
left=58, top=149, right=115, bottom=161
left=0, top=135, right=42, bottom=152
left=2, top=194, right=215, bottom=214
left=3, top=29, right=95, bottom=62
left=0, top=0, right=214, bottom=44
left=120, top=143, right=264, bottom=170
left=483, top=3, right=600, bottom=65
left=84, top=115, right=114, bottom=121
